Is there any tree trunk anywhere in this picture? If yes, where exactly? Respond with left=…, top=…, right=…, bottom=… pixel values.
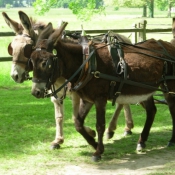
left=142, top=5, right=147, bottom=17
left=167, top=3, right=172, bottom=18
left=148, top=0, right=154, bottom=18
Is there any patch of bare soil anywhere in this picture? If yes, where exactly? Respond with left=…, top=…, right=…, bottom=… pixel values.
left=56, top=148, right=175, bottom=175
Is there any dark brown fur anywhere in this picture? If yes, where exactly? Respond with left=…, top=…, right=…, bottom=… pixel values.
left=30, top=24, right=175, bottom=160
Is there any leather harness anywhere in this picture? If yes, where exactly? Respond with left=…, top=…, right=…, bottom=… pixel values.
left=44, top=34, right=175, bottom=106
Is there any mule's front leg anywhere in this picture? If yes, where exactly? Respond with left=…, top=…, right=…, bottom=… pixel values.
left=50, top=97, right=64, bottom=149
left=71, top=92, right=96, bottom=137
left=74, top=100, right=98, bottom=152
left=92, top=98, right=107, bottom=161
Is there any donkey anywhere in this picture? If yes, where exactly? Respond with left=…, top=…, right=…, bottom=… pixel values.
left=29, top=22, right=175, bottom=161
left=2, top=11, right=134, bottom=149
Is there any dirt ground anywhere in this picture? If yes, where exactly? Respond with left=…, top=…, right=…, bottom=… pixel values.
left=55, top=149, right=175, bottom=175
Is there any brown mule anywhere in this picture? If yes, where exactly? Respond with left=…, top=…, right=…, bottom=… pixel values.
left=29, top=22, right=175, bottom=161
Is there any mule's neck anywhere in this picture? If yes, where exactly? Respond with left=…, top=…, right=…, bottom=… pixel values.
left=55, top=40, right=84, bottom=82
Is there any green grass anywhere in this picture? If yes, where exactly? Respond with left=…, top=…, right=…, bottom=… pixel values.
left=0, top=6, right=175, bottom=174
left=0, top=85, right=174, bottom=174
left=0, top=62, right=174, bottom=174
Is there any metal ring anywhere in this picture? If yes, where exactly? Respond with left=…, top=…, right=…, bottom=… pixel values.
left=94, top=71, right=100, bottom=78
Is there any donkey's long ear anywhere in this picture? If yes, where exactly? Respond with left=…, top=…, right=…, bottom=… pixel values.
left=2, top=12, right=23, bottom=34
left=47, top=22, right=68, bottom=48
left=18, top=11, right=35, bottom=39
left=35, top=22, right=54, bottom=47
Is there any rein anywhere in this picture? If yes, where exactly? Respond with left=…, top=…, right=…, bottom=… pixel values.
left=44, top=49, right=95, bottom=98
left=118, top=41, right=175, bottom=63
left=12, top=59, right=32, bottom=80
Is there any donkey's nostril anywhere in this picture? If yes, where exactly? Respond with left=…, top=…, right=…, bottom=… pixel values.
left=15, top=75, right=19, bottom=81
left=11, top=74, right=19, bottom=82
left=36, top=90, right=41, bottom=97
left=31, top=89, right=44, bottom=98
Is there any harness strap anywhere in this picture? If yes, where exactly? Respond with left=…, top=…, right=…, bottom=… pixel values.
left=45, top=56, right=59, bottom=91
left=45, top=49, right=95, bottom=98
left=111, top=79, right=125, bottom=106
left=110, top=41, right=127, bottom=105
left=13, top=60, right=27, bottom=65
left=12, top=59, right=32, bottom=80
left=92, top=71, right=168, bottom=93
left=119, top=41, right=175, bottom=63
left=32, top=77, right=48, bottom=83
left=72, top=46, right=96, bottom=91
left=50, top=85, right=67, bottom=104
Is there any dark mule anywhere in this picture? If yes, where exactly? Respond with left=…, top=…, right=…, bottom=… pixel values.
left=29, top=22, right=175, bottom=161
left=2, top=12, right=134, bottom=149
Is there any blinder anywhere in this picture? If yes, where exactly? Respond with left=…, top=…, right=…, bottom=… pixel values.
left=45, top=57, right=54, bottom=70
left=32, top=48, right=59, bottom=92
left=27, top=58, right=33, bottom=71
left=46, top=48, right=57, bottom=67
left=24, top=44, right=34, bottom=58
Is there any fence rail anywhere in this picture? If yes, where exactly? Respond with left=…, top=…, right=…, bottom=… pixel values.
left=0, top=20, right=172, bottom=62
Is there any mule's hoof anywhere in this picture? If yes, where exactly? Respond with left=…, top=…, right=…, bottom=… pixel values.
left=92, top=155, right=101, bottom=162
left=136, top=143, right=146, bottom=152
left=123, top=130, right=132, bottom=136
left=167, top=142, right=175, bottom=147
left=106, top=131, right=114, bottom=140
left=50, top=144, right=60, bottom=150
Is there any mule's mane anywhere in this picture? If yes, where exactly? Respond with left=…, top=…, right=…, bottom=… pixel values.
left=63, top=37, right=79, bottom=44
left=58, top=38, right=82, bottom=54
left=20, top=17, right=47, bottom=32
left=31, top=17, right=47, bottom=31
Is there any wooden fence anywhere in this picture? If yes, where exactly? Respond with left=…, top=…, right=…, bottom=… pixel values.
left=0, top=20, right=172, bottom=62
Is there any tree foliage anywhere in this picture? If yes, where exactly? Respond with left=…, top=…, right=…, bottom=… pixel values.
left=69, top=0, right=105, bottom=21
left=111, top=0, right=146, bottom=8
left=57, top=0, right=72, bottom=8
left=33, top=0, right=58, bottom=15
left=0, top=0, right=12, bottom=7
left=156, top=0, right=175, bottom=11
left=32, top=0, right=175, bottom=20
left=33, top=0, right=105, bottom=21
left=0, top=0, right=35, bottom=7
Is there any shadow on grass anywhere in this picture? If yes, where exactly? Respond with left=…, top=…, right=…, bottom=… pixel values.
left=94, top=147, right=175, bottom=173
left=0, top=87, right=174, bottom=167
left=0, top=87, right=75, bottom=157
left=77, top=130, right=175, bottom=173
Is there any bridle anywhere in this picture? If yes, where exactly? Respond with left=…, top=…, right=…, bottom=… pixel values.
left=12, top=58, right=32, bottom=80
left=11, top=34, right=35, bottom=80
left=31, top=47, right=64, bottom=99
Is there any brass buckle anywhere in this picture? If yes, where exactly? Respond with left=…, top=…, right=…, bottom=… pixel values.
left=110, top=81, right=116, bottom=86
left=115, top=92, right=121, bottom=95
left=92, top=71, right=100, bottom=78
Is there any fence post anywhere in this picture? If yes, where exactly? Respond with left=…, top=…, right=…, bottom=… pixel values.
left=172, top=17, right=175, bottom=37
left=138, top=20, right=147, bottom=42
left=132, top=23, right=137, bottom=44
